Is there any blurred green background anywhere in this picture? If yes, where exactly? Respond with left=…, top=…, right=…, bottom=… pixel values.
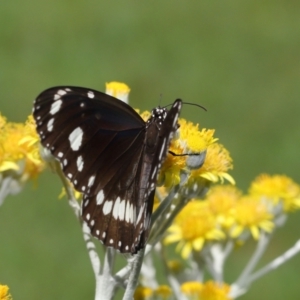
left=1, top=0, right=300, bottom=299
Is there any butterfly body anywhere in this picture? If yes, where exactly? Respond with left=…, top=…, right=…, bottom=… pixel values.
left=33, top=86, right=182, bottom=254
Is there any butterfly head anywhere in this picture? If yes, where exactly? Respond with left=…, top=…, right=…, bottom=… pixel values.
left=147, top=106, right=168, bottom=127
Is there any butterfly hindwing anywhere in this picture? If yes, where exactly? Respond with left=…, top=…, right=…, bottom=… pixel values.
left=130, top=100, right=182, bottom=252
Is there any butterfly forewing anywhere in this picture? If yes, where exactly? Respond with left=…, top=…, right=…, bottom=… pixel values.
left=33, top=86, right=182, bottom=254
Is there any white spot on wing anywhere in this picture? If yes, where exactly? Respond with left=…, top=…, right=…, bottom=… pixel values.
left=125, top=201, right=131, bottom=223
left=102, top=232, right=106, bottom=238
left=88, top=175, right=95, bottom=187
left=132, top=205, right=136, bottom=223
left=76, top=155, right=84, bottom=172
left=109, top=239, right=113, bottom=244
left=96, top=190, right=104, bottom=205
left=50, top=99, right=62, bottom=115
left=151, top=166, right=157, bottom=180
left=125, top=201, right=133, bottom=223
left=136, top=203, right=144, bottom=224
left=47, top=118, right=54, bottom=132
left=58, top=152, right=63, bottom=158
left=172, top=114, right=178, bottom=129
left=113, top=197, right=121, bottom=220
left=57, top=89, right=67, bottom=96
left=87, top=91, right=95, bottom=98
left=158, top=137, right=167, bottom=160
left=145, top=214, right=151, bottom=229
left=69, top=127, right=83, bottom=151
left=96, top=230, right=100, bottom=235
left=103, top=200, right=113, bottom=215
left=86, top=213, right=90, bottom=220
left=118, top=200, right=126, bottom=221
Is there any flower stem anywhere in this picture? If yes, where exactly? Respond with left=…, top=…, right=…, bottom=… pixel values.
left=123, top=249, right=145, bottom=300
left=248, top=239, right=300, bottom=284
left=230, top=232, right=271, bottom=298
left=96, top=248, right=117, bottom=300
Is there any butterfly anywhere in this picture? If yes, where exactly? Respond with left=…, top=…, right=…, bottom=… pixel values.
left=33, top=86, right=182, bottom=254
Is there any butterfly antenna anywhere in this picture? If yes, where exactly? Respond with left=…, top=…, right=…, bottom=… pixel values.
left=164, top=101, right=207, bottom=111
left=182, top=101, right=207, bottom=111
left=159, top=93, right=163, bottom=107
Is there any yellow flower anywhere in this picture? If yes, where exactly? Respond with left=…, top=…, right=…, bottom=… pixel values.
left=165, top=201, right=225, bottom=258
left=206, top=185, right=242, bottom=229
left=192, top=142, right=234, bottom=184
left=231, top=195, right=274, bottom=240
left=134, top=286, right=153, bottom=300
left=0, top=284, right=12, bottom=300
left=200, top=281, right=232, bottom=300
left=105, top=82, right=130, bottom=103
left=181, top=281, right=232, bottom=300
left=0, top=114, right=44, bottom=180
left=167, top=260, right=183, bottom=273
left=0, top=114, right=6, bottom=129
left=177, top=120, right=215, bottom=154
left=19, top=115, right=45, bottom=179
left=181, top=281, right=202, bottom=298
left=249, top=174, right=300, bottom=212
left=157, top=139, right=186, bottom=187
left=158, top=124, right=214, bottom=188
left=0, top=121, right=24, bottom=172
left=59, top=186, right=82, bottom=200
left=139, top=110, right=151, bottom=122
left=154, top=285, right=172, bottom=299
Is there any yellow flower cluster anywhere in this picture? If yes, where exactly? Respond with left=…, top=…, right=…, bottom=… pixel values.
left=134, top=285, right=172, bottom=300
left=249, top=174, right=300, bottom=212
left=181, top=281, right=232, bottom=300
left=165, top=174, right=300, bottom=258
left=105, top=81, right=130, bottom=103
left=0, top=113, right=44, bottom=181
left=230, top=195, right=274, bottom=240
left=165, top=201, right=225, bottom=258
left=134, top=281, right=232, bottom=300
left=162, top=121, right=234, bottom=188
